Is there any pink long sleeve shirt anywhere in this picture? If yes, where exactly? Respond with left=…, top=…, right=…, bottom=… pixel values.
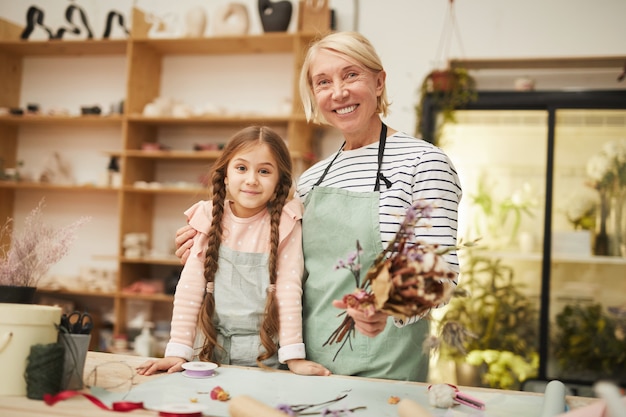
left=165, top=198, right=306, bottom=364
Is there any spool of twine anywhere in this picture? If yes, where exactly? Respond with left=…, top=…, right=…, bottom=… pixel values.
left=24, top=343, right=65, bottom=400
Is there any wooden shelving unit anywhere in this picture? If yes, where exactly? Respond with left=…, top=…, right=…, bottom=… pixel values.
left=0, top=7, right=327, bottom=342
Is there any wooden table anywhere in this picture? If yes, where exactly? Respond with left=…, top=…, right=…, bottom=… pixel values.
left=0, top=351, right=598, bottom=417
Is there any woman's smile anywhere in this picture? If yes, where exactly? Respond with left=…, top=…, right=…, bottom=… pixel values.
left=336, top=104, right=358, bottom=115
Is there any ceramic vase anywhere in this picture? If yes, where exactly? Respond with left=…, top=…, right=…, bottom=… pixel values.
left=214, top=3, right=250, bottom=36
left=183, top=6, right=207, bottom=38
left=258, top=0, right=292, bottom=32
left=594, top=191, right=610, bottom=256
left=0, top=285, right=36, bottom=304
left=610, top=191, right=625, bottom=256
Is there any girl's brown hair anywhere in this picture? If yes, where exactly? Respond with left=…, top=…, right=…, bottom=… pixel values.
left=197, top=126, right=293, bottom=367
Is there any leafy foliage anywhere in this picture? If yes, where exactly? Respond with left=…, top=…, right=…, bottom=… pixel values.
left=437, top=251, right=539, bottom=389
left=415, top=67, right=477, bottom=142
left=552, top=303, right=626, bottom=382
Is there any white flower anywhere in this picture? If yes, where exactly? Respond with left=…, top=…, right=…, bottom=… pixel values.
left=603, top=139, right=626, bottom=165
left=587, top=153, right=612, bottom=183
left=562, top=188, right=599, bottom=230
left=587, top=139, right=626, bottom=192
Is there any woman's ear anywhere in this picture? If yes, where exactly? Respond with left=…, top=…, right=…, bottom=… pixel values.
left=375, top=70, right=386, bottom=95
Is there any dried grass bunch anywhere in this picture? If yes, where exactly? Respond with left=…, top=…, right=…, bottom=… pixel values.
left=0, top=199, right=90, bottom=287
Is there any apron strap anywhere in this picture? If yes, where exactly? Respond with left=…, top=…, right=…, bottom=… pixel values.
left=374, top=124, right=391, bottom=192
left=314, top=123, right=392, bottom=191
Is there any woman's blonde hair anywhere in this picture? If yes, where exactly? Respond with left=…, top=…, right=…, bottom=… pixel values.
left=197, top=125, right=293, bottom=367
left=298, top=31, right=390, bottom=125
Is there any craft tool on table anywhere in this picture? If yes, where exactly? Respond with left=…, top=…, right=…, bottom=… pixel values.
left=60, top=311, right=93, bottom=335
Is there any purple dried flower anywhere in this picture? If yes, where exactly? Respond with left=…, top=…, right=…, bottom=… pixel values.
left=276, top=404, right=296, bottom=416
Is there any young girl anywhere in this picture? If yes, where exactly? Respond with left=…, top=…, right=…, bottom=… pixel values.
left=137, top=126, right=329, bottom=377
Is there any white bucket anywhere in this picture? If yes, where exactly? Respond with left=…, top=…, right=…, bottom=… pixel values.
left=0, top=303, right=61, bottom=396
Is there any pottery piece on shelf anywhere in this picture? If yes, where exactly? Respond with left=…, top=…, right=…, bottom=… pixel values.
left=39, top=152, right=75, bottom=185
left=213, top=3, right=250, bottom=36
left=146, top=12, right=182, bottom=38
left=0, top=285, right=37, bottom=304
left=258, top=0, right=292, bottom=32
left=182, top=6, right=207, bottom=38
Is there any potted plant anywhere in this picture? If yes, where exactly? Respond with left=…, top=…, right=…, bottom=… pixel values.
left=0, top=199, right=89, bottom=304
left=415, top=66, right=477, bottom=142
left=434, top=250, right=540, bottom=389
left=552, top=302, right=626, bottom=384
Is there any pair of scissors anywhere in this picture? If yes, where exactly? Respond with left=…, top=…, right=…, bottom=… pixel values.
left=61, top=311, right=94, bottom=335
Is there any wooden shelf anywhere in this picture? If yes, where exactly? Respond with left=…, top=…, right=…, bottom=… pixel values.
left=0, top=115, right=123, bottom=126
left=123, top=186, right=205, bottom=195
left=118, top=292, right=174, bottom=302
left=131, top=33, right=296, bottom=55
left=0, top=6, right=326, bottom=338
left=450, top=56, right=626, bottom=70
left=0, top=39, right=127, bottom=56
left=126, top=114, right=298, bottom=126
left=476, top=250, right=626, bottom=265
left=123, top=149, right=221, bottom=159
left=121, top=256, right=182, bottom=266
left=37, top=288, right=117, bottom=298
left=0, top=181, right=119, bottom=192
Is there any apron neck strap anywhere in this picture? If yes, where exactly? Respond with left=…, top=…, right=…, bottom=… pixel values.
left=374, top=123, right=390, bottom=192
left=314, top=123, right=391, bottom=191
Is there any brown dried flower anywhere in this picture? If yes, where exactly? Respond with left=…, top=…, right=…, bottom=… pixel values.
left=324, top=201, right=473, bottom=360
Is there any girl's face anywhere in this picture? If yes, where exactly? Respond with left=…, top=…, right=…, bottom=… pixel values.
left=309, top=49, right=385, bottom=138
left=224, top=143, right=280, bottom=218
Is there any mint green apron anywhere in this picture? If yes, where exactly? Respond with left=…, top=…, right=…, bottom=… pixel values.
left=302, top=124, right=429, bottom=381
left=210, top=245, right=279, bottom=368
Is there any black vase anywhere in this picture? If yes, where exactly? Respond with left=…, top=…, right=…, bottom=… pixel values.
left=0, top=285, right=37, bottom=304
left=594, top=229, right=610, bottom=256
left=258, top=0, right=293, bottom=32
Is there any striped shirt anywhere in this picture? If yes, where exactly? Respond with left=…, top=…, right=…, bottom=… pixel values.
left=297, top=131, right=462, bottom=325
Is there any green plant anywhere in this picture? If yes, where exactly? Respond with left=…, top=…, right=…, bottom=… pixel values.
left=552, top=303, right=626, bottom=382
left=436, top=251, right=539, bottom=389
left=415, top=66, right=477, bottom=142
left=468, top=174, right=538, bottom=249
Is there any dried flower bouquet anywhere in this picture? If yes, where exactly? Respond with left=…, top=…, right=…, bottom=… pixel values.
left=0, top=199, right=90, bottom=288
left=324, top=201, right=468, bottom=360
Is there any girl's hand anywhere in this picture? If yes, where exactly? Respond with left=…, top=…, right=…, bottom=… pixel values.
left=174, top=225, right=196, bottom=265
left=136, top=357, right=187, bottom=376
left=286, top=359, right=331, bottom=376
left=332, top=299, right=388, bottom=337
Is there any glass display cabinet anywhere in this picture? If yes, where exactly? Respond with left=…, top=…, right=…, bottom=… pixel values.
left=422, top=90, right=626, bottom=394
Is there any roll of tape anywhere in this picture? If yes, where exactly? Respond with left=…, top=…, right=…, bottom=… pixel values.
left=181, top=361, right=218, bottom=378
left=157, top=403, right=206, bottom=417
